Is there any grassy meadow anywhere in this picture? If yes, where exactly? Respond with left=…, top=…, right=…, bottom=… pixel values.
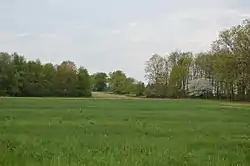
left=0, top=98, right=250, bottom=165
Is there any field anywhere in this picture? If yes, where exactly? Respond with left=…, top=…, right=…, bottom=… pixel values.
left=0, top=98, right=250, bottom=166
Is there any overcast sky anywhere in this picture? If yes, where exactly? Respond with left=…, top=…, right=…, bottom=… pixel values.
left=0, top=0, right=250, bottom=81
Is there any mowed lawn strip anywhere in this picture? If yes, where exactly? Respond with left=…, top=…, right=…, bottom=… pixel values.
left=0, top=98, right=250, bottom=166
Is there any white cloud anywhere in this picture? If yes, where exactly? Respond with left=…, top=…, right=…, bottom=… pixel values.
left=39, top=33, right=58, bottom=38
left=17, top=33, right=30, bottom=37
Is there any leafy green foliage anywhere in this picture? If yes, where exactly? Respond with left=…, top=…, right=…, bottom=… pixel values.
left=91, top=72, right=108, bottom=92
left=108, top=70, right=128, bottom=94
left=107, top=71, right=143, bottom=96
left=0, top=53, right=92, bottom=97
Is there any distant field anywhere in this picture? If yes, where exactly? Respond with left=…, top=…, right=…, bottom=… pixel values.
left=91, top=92, right=134, bottom=99
left=0, top=98, right=250, bottom=166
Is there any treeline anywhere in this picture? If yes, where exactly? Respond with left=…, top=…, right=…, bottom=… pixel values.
left=92, top=71, right=145, bottom=96
left=0, top=53, right=144, bottom=97
left=0, top=53, right=92, bottom=97
left=1, top=19, right=250, bottom=100
left=144, top=19, right=250, bottom=101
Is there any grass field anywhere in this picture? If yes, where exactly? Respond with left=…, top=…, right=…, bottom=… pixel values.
left=0, top=98, right=250, bottom=166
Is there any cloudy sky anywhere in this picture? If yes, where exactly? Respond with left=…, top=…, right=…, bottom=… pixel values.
left=0, top=0, right=249, bottom=81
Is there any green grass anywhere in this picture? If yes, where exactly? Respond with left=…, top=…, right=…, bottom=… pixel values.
left=0, top=98, right=250, bottom=166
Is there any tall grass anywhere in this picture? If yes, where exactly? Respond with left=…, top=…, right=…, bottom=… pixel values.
left=0, top=98, right=250, bottom=165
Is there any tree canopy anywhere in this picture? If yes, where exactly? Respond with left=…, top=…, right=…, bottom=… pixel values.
left=0, top=54, right=92, bottom=97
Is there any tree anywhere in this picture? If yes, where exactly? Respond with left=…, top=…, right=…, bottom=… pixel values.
left=167, top=52, right=193, bottom=97
left=108, top=70, right=127, bottom=94
left=77, top=67, right=92, bottom=97
left=22, top=60, right=44, bottom=97
left=144, top=53, right=168, bottom=98
left=10, top=53, right=27, bottom=96
left=145, top=83, right=167, bottom=98
left=54, top=61, right=78, bottom=96
left=0, top=53, right=12, bottom=96
left=91, top=72, right=108, bottom=92
left=188, top=78, right=213, bottom=98
left=42, top=63, right=57, bottom=96
left=211, top=19, right=250, bottom=100
left=145, top=53, right=168, bottom=85
left=107, top=71, right=140, bottom=95
left=134, top=81, right=145, bottom=97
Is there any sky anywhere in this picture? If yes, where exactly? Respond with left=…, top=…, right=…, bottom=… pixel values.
left=0, top=0, right=250, bottom=81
